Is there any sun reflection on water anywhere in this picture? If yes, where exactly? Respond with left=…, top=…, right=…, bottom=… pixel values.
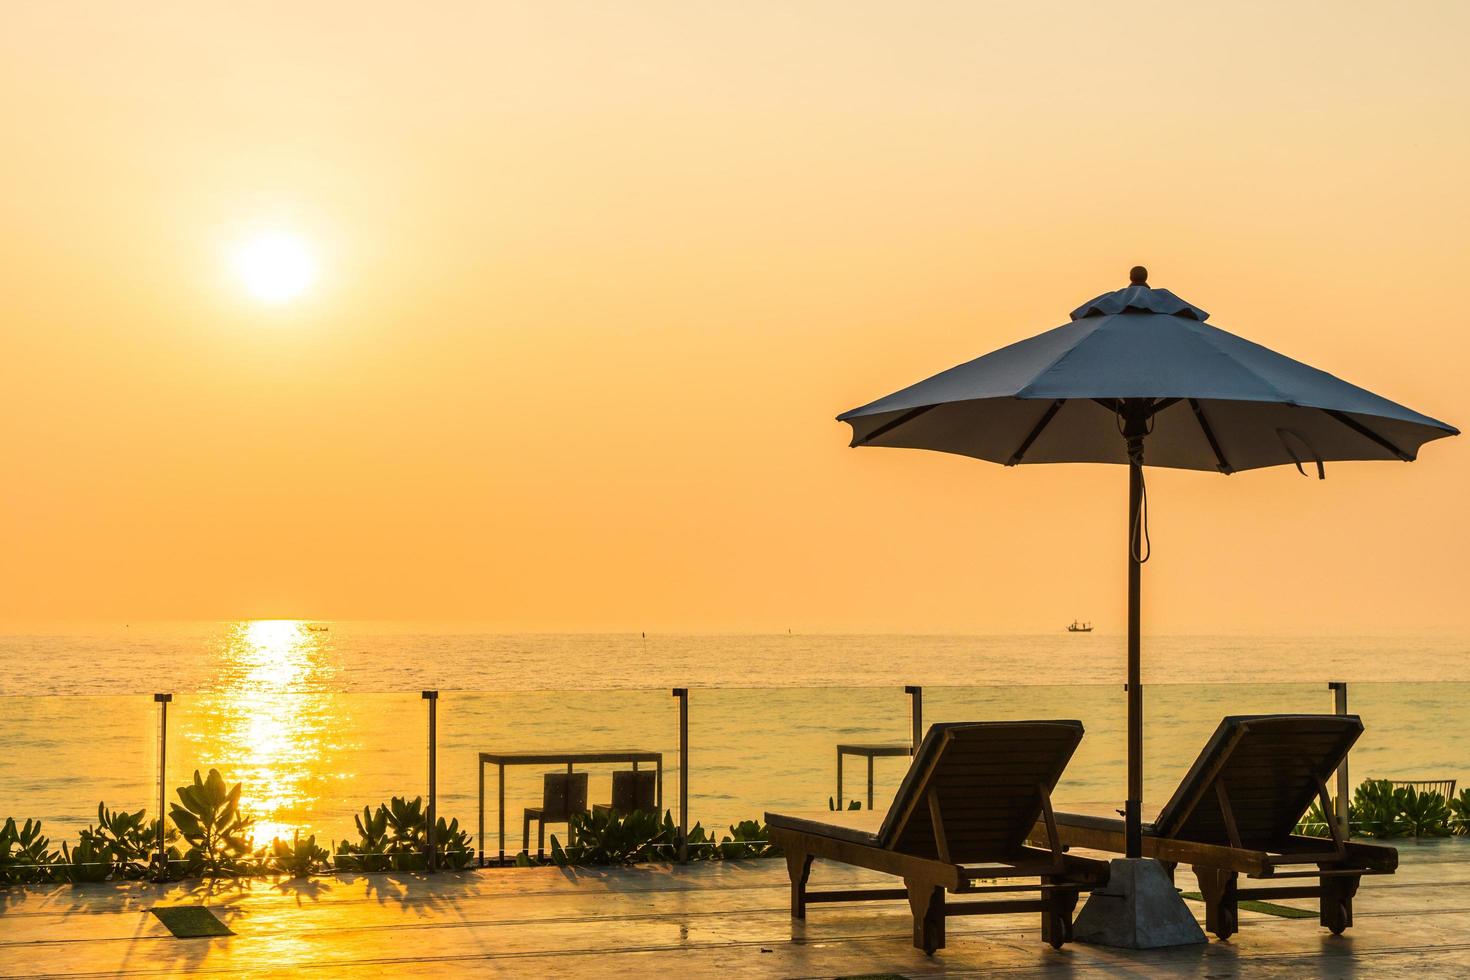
left=179, top=620, right=347, bottom=847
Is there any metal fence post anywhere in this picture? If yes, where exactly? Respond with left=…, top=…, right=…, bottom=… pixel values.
left=905, top=685, right=923, bottom=752
left=1329, top=681, right=1349, bottom=838
left=423, top=690, right=439, bottom=871
left=672, top=688, right=688, bottom=863
left=153, top=693, right=172, bottom=881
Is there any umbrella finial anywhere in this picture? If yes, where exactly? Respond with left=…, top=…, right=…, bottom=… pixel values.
left=1129, top=265, right=1149, bottom=286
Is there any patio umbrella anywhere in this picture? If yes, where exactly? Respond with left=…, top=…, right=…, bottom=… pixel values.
left=838, top=266, right=1456, bottom=859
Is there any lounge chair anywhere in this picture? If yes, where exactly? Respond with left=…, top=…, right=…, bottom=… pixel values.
left=766, top=720, right=1109, bottom=955
left=1028, top=714, right=1398, bottom=940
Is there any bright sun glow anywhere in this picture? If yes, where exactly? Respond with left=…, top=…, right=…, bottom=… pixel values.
left=230, top=231, right=317, bottom=303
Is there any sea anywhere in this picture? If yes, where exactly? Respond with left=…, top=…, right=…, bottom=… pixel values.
left=4, top=622, right=1466, bottom=856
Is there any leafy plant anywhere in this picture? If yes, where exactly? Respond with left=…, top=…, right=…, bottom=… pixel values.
left=1401, top=787, right=1452, bottom=839
left=434, top=815, right=474, bottom=870
left=550, top=808, right=674, bottom=865
left=545, top=810, right=779, bottom=866
left=270, top=831, right=330, bottom=877
left=1294, top=797, right=1348, bottom=838
left=60, top=836, right=114, bottom=883
left=335, top=804, right=393, bottom=872
left=81, top=803, right=174, bottom=879
left=713, top=819, right=779, bottom=860
left=1352, top=779, right=1411, bottom=839
left=168, top=769, right=257, bottom=877
left=1451, top=789, right=1470, bottom=836
left=333, top=796, right=471, bottom=871
left=0, top=818, right=60, bottom=885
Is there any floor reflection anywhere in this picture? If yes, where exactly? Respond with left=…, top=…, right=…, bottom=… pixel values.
left=179, top=620, right=345, bottom=846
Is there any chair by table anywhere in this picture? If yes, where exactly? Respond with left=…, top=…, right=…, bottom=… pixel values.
left=593, top=769, right=659, bottom=818
left=523, top=771, right=588, bottom=859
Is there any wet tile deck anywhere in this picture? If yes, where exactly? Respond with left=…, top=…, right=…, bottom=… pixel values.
left=3, top=841, right=1468, bottom=978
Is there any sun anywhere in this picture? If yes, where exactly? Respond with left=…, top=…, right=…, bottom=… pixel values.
left=230, top=231, right=317, bottom=304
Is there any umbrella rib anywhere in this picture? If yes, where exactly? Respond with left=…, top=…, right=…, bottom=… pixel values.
left=1148, top=397, right=1181, bottom=417
left=1323, top=409, right=1413, bottom=461
left=1188, top=399, right=1234, bottom=474
left=851, top=404, right=939, bottom=446
left=1005, top=399, right=1066, bottom=465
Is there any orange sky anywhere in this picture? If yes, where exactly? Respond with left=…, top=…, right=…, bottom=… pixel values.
left=2, top=1, right=1466, bottom=632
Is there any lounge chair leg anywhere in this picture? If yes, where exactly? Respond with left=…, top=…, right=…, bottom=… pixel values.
left=1193, top=865, right=1238, bottom=941
left=786, top=851, right=813, bottom=918
left=1159, top=859, right=1177, bottom=883
left=537, top=821, right=545, bottom=861
left=905, top=878, right=945, bottom=955
left=1320, top=868, right=1360, bottom=935
left=523, top=814, right=531, bottom=859
left=1041, top=878, right=1078, bottom=948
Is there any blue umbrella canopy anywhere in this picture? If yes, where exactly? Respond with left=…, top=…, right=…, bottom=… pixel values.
left=837, top=267, right=1456, bottom=861
left=839, top=269, right=1456, bottom=473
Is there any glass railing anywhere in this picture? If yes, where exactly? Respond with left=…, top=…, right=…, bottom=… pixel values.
left=438, top=689, right=678, bottom=863
left=5, top=694, right=156, bottom=842
left=4, top=680, right=1467, bottom=872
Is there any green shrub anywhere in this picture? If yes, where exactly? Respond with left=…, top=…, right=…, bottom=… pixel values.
left=544, top=810, right=779, bottom=867
left=1451, top=789, right=1470, bottom=836
left=549, top=808, right=675, bottom=865
left=169, top=769, right=259, bottom=877
left=83, top=803, right=174, bottom=880
left=1401, top=787, right=1453, bottom=839
left=333, top=796, right=472, bottom=872
left=0, top=818, right=60, bottom=885
left=1352, top=779, right=1411, bottom=839
left=1294, top=797, right=1338, bottom=838
left=269, top=831, right=330, bottom=877
left=3, top=777, right=470, bottom=886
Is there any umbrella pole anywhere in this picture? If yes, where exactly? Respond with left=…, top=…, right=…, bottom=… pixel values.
left=1124, top=417, right=1147, bottom=859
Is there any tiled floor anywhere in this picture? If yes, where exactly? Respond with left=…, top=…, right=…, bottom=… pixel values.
left=3, top=841, right=1468, bottom=977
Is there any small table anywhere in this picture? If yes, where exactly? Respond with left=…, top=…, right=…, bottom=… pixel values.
left=478, top=749, right=663, bottom=866
left=836, top=742, right=913, bottom=811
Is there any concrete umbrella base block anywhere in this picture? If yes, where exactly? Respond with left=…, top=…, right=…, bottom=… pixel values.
left=1073, top=858, right=1208, bottom=949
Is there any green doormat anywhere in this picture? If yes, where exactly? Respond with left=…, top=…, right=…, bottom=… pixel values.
left=151, top=905, right=233, bottom=938
left=1180, top=891, right=1317, bottom=919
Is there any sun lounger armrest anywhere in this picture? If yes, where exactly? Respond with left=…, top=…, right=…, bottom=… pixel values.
left=1030, top=816, right=1274, bottom=876
left=767, top=825, right=964, bottom=889
left=1283, top=835, right=1398, bottom=872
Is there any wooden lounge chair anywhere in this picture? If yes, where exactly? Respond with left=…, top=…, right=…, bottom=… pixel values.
left=1028, top=714, right=1398, bottom=940
left=766, top=721, right=1109, bottom=955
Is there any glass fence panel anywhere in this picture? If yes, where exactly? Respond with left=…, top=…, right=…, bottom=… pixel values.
left=924, top=682, right=1328, bottom=807
left=1345, top=682, right=1470, bottom=793
left=7, top=679, right=1466, bottom=875
left=438, top=689, right=679, bottom=864
left=690, top=687, right=915, bottom=829
left=4, top=695, right=156, bottom=842
left=168, top=692, right=419, bottom=849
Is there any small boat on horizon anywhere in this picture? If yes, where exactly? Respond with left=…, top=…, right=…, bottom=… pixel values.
left=305, top=624, right=330, bottom=632
left=1067, top=620, right=1092, bottom=633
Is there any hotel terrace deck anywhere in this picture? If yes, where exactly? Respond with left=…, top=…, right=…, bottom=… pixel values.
left=3, top=840, right=1468, bottom=978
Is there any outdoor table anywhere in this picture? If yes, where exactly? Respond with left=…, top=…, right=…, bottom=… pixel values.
left=478, top=749, right=663, bottom=865
left=835, top=742, right=913, bottom=811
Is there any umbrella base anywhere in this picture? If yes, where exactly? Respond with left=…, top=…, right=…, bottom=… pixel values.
left=1073, top=858, right=1207, bottom=948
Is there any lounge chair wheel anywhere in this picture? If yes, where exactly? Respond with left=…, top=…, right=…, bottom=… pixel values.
left=1328, top=900, right=1350, bottom=936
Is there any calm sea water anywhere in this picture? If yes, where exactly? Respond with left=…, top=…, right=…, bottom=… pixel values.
left=4, top=623, right=1467, bottom=854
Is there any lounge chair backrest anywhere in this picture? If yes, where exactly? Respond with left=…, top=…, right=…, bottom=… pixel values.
left=877, top=720, right=1083, bottom=862
left=1153, top=714, right=1362, bottom=848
